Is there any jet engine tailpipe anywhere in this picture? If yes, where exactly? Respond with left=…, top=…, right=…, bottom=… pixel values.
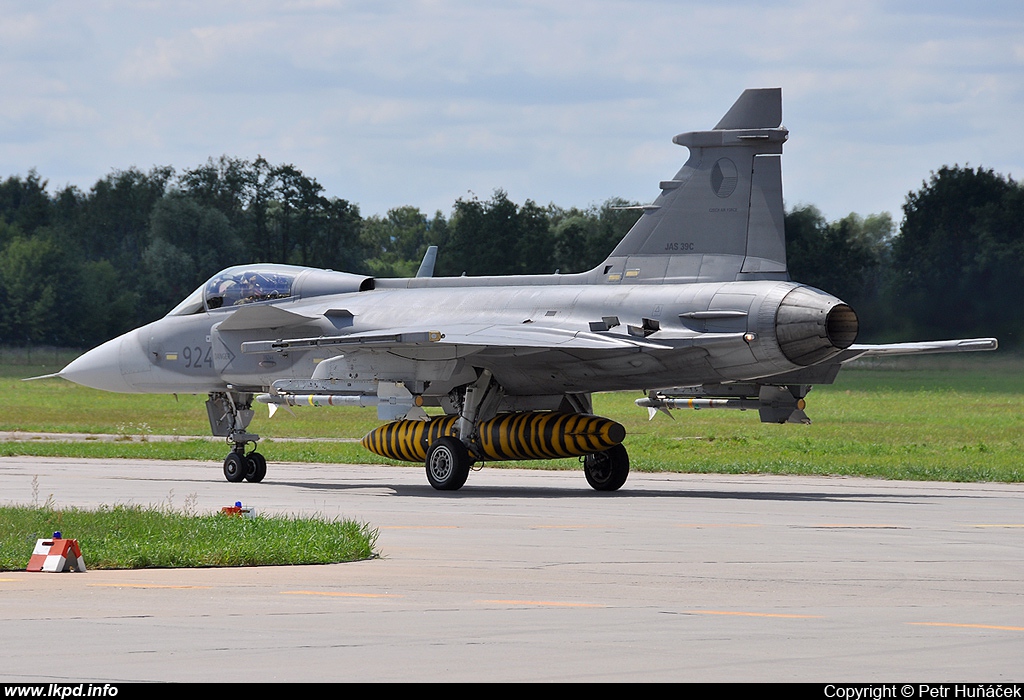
left=775, top=286, right=859, bottom=366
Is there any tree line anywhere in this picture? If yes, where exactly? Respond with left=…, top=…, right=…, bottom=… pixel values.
left=0, top=157, right=1021, bottom=348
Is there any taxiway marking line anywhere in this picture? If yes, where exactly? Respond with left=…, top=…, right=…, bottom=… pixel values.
left=969, top=524, right=1024, bottom=528
left=685, top=610, right=823, bottom=619
left=282, top=590, right=402, bottom=598
left=909, top=622, right=1024, bottom=631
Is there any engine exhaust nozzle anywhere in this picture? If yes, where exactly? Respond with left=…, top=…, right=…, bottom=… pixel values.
left=775, top=286, right=859, bottom=366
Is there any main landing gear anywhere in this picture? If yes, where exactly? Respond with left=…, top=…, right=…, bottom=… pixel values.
left=419, top=374, right=630, bottom=492
left=583, top=444, right=630, bottom=492
left=420, top=371, right=500, bottom=492
left=420, top=431, right=630, bottom=493
left=207, top=391, right=267, bottom=483
left=425, top=437, right=472, bottom=491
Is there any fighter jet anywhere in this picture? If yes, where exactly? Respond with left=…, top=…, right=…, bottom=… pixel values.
left=46, top=89, right=996, bottom=491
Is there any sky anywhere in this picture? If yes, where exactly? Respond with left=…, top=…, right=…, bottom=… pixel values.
left=1, top=0, right=1022, bottom=224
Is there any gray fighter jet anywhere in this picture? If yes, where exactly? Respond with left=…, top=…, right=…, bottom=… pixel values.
left=46, top=89, right=996, bottom=491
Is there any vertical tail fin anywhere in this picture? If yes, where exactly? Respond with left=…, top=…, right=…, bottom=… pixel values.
left=597, top=88, right=788, bottom=284
left=416, top=245, right=438, bottom=278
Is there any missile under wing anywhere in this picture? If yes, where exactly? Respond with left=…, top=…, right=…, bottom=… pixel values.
left=48, top=89, right=997, bottom=491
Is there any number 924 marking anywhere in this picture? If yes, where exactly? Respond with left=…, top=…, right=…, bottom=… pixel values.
left=182, top=346, right=213, bottom=369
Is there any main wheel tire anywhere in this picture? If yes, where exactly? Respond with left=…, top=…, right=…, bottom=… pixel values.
left=425, top=437, right=472, bottom=491
left=223, top=452, right=247, bottom=483
left=584, top=444, right=629, bottom=491
left=245, top=452, right=267, bottom=483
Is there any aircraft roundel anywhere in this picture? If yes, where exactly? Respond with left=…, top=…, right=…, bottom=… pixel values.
left=711, top=158, right=738, bottom=198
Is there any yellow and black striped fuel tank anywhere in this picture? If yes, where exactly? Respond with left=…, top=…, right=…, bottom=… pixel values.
left=361, top=412, right=626, bottom=462
left=362, top=415, right=459, bottom=463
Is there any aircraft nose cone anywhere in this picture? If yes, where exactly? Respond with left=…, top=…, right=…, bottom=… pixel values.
left=59, top=333, right=137, bottom=393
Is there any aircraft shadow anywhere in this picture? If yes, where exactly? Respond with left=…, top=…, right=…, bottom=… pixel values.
left=270, top=479, right=982, bottom=504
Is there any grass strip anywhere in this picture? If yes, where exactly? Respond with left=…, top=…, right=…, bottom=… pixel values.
left=0, top=504, right=377, bottom=570
left=3, top=354, right=1024, bottom=483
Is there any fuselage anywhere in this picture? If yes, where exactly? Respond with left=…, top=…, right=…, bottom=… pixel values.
left=60, top=265, right=857, bottom=402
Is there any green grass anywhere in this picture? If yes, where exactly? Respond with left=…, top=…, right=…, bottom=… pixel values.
left=0, top=503, right=377, bottom=570
left=2, top=351, right=1022, bottom=482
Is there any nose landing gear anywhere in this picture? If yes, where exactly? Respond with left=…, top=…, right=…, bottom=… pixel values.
left=208, top=391, right=267, bottom=484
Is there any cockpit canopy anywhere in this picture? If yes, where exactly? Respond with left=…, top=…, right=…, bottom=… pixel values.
left=167, top=264, right=375, bottom=316
left=205, top=269, right=293, bottom=309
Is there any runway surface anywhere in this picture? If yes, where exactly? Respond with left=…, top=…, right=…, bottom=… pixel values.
left=1, top=456, right=1022, bottom=682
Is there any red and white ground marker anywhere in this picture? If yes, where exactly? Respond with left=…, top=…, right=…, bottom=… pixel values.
left=26, top=535, right=87, bottom=572
left=220, top=501, right=255, bottom=518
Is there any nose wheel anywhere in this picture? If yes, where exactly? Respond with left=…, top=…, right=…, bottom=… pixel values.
left=223, top=448, right=267, bottom=482
left=244, top=451, right=267, bottom=482
left=223, top=452, right=247, bottom=482
left=221, top=430, right=267, bottom=483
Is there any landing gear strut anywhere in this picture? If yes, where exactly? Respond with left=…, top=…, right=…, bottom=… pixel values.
left=423, top=370, right=502, bottom=491
left=207, top=391, right=267, bottom=484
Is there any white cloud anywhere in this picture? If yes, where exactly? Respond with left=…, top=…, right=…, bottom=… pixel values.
left=0, top=0, right=1021, bottom=222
